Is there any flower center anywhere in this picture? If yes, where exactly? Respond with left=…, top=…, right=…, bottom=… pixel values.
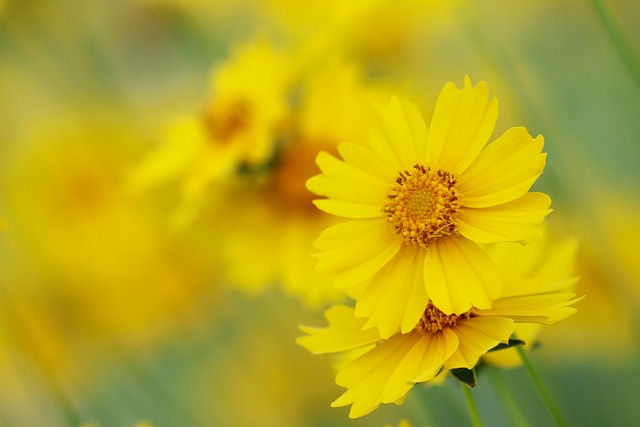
left=271, top=140, right=335, bottom=215
left=415, top=301, right=470, bottom=334
left=203, top=98, right=250, bottom=143
left=383, top=164, right=460, bottom=249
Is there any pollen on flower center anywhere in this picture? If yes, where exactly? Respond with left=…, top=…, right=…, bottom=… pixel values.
left=415, top=301, right=470, bottom=334
left=383, top=164, right=460, bottom=249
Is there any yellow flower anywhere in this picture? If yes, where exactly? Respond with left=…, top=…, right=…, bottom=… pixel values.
left=481, top=236, right=579, bottom=367
left=212, top=60, right=388, bottom=307
left=129, top=38, right=292, bottom=228
left=307, top=77, right=551, bottom=337
left=297, top=289, right=580, bottom=418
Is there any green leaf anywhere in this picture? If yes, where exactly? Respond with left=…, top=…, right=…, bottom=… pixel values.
left=451, top=367, right=477, bottom=388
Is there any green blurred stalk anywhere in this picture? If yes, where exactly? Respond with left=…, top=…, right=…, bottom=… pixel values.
left=461, top=384, right=484, bottom=427
left=591, top=0, right=640, bottom=90
left=488, top=368, right=531, bottom=427
left=515, top=346, right=567, bottom=427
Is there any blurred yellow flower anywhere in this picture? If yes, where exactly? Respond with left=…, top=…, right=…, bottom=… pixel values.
left=538, top=201, right=640, bottom=363
left=0, top=113, right=219, bottom=384
left=307, top=77, right=550, bottom=337
left=480, top=236, right=579, bottom=367
left=298, top=285, right=579, bottom=418
left=129, top=38, right=292, bottom=228
left=213, top=60, right=388, bottom=307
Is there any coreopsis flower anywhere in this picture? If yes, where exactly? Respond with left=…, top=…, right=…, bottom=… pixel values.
left=307, top=77, right=551, bottom=337
left=129, top=38, right=292, bottom=228
left=297, top=284, right=580, bottom=418
left=211, top=60, right=389, bottom=307
left=481, top=236, right=579, bottom=367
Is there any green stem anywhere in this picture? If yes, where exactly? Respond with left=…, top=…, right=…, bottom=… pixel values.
left=516, top=346, right=568, bottom=427
left=591, top=0, right=640, bottom=90
left=461, top=384, right=484, bottom=427
left=488, top=368, right=531, bottom=427
left=409, top=384, right=437, bottom=426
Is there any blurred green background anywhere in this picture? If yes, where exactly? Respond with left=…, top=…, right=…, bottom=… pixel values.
left=1, top=0, right=639, bottom=426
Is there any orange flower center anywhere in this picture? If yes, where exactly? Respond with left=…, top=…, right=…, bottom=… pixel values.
left=383, top=164, right=460, bottom=249
left=272, top=141, right=328, bottom=212
left=203, top=99, right=250, bottom=143
left=415, top=301, right=470, bottom=334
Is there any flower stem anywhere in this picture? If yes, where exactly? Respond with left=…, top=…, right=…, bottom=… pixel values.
left=461, top=384, right=484, bottom=427
left=590, top=0, right=640, bottom=90
left=515, top=345, right=568, bottom=427
left=487, top=367, right=531, bottom=427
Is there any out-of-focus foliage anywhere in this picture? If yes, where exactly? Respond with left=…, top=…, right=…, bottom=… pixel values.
left=1, top=0, right=639, bottom=426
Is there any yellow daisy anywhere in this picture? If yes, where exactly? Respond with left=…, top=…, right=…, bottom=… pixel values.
left=481, top=235, right=579, bottom=367
left=211, top=60, right=389, bottom=307
left=307, top=77, right=551, bottom=336
left=297, top=286, right=580, bottom=418
left=129, top=38, right=291, bottom=228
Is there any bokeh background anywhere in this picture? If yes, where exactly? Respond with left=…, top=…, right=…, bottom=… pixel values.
left=1, top=0, right=639, bottom=426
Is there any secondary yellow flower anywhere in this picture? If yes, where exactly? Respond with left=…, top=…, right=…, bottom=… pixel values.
left=307, top=77, right=551, bottom=337
left=481, top=236, right=579, bottom=367
left=212, top=60, right=388, bottom=307
left=298, top=287, right=580, bottom=418
left=129, top=38, right=291, bottom=228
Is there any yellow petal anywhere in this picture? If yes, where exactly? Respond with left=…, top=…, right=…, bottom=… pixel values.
left=402, top=99, right=429, bottom=163
left=412, top=328, right=460, bottom=383
left=307, top=151, right=388, bottom=204
left=297, top=305, right=382, bottom=354
left=457, top=127, right=546, bottom=208
left=356, top=246, right=428, bottom=338
left=338, top=142, right=397, bottom=182
left=314, top=219, right=402, bottom=287
left=482, top=323, right=542, bottom=368
left=368, top=127, right=403, bottom=173
left=424, top=235, right=500, bottom=315
left=374, top=96, right=428, bottom=170
left=313, top=199, right=382, bottom=218
left=445, top=316, right=514, bottom=369
left=128, top=118, right=206, bottom=194
left=426, top=77, right=498, bottom=174
left=458, top=193, right=552, bottom=244
left=475, top=292, right=583, bottom=324
left=332, top=333, right=418, bottom=418
left=382, top=329, right=458, bottom=402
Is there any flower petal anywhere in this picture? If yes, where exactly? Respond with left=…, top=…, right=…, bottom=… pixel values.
left=338, top=142, right=397, bottom=182
left=306, top=151, right=388, bottom=205
left=332, top=333, right=419, bottom=418
left=368, top=127, right=402, bottom=172
left=128, top=117, right=207, bottom=194
left=297, top=305, right=382, bottom=354
left=424, top=235, right=500, bottom=315
left=482, top=323, right=542, bottom=368
left=313, top=199, right=382, bottom=218
left=475, top=292, right=583, bottom=324
left=382, top=329, right=459, bottom=402
left=445, top=316, right=514, bottom=370
left=458, top=193, right=552, bottom=244
left=314, top=219, right=402, bottom=287
left=457, top=127, right=546, bottom=208
left=374, top=96, right=428, bottom=170
left=356, top=246, right=428, bottom=338
left=412, top=328, right=460, bottom=382
left=426, top=77, right=498, bottom=174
